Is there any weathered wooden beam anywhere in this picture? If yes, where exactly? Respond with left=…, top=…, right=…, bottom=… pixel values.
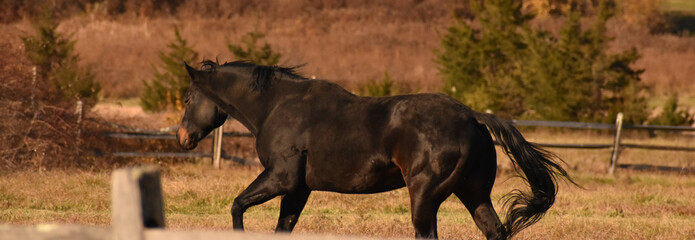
left=111, top=166, right=165, bottom=240
left=144, top=229, right=413, bottom=240
left=212, top=127, right=223, bottom=169
left=0, top=224, right=111, bottom=240
left=609, top=113, right=624, bottom=174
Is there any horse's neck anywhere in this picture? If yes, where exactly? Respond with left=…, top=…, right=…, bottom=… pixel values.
left=224, top=108, right=259, bottom=136
left=208, top=84, right=294, bottom=136
left=196, top=83, right=262, bottom=135
left=222, top=95, right=266, bottom=136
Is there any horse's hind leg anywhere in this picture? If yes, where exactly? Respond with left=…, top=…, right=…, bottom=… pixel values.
left=454, top=136, right=507, bottom=239
left=408, top=179, right=451, bottom=239
left=405, top=150, right=461, bottom=239
left=275, top=185, right=311, bottom=232
left=455, top=192, right=506, bottom=240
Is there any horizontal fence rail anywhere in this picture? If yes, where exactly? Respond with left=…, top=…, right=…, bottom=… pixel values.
left=509, top=119, right=695, bottom=152
left=110, top=152, right=257, bottom=165
left=493, top=141, right=614, bottom=149
left=90, top=116, right=255, bottom=168
left=512, top=119, right=695, bottom=132
left=103, top=131, right=254, bottom=140
left=94, top=113, right=694, bottom=173
left=512, top=120, right=616, bottom=130
left=511, top=114, right=695, bottom=174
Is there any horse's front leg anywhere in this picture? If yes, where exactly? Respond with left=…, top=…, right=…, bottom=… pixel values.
left=231, top=166, right=300, bottom=230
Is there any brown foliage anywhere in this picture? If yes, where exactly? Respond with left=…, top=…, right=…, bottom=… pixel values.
left=0, top=39, right=195, bottom=170
left=0, top=40, right=81, bottom=169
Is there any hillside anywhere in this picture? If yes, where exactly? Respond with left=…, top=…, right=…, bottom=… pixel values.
left=1, top=0, right=693, bottom=101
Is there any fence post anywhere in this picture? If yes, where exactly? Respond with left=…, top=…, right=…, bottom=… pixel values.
left=111, top=166, right=165, bottom=240
left=609, top=112, right=624, bottom=174
left=74, top=100, right=84, bottom=167
left=212, top=127, right=223, bottom=169
left=30, top=66, right=37, bottom=109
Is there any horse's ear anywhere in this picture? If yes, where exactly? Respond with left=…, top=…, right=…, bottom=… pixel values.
left=184, top=61, right=198, bottom=82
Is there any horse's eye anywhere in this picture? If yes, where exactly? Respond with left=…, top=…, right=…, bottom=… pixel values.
left=184, top=97, right=190, bottom=104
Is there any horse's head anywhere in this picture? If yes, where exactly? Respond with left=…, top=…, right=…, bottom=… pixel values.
left=176, top=62, right=227, bottom=150
left=177, top=59, right=302, bottom=139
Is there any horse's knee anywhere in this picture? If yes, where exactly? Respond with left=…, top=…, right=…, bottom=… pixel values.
left=231, top=198, right=245, bottom=216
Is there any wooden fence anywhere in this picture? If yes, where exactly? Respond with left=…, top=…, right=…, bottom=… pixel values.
left=0, top=167, right=409, bottom=240
left=512, top=113, right=695, bottom=174
left=93, top=117, right=256, bottom=168
left=95, top=113, right=695, bottom=174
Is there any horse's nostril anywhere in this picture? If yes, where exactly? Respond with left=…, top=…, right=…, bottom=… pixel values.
left=177, top=127, right=190, bottom=147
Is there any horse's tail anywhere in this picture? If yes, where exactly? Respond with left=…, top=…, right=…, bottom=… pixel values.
left=473, top=112, right=574, bottom=238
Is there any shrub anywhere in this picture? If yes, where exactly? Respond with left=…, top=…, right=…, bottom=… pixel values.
left=21, top=7, right=100, bottom=106
left=227, top=30, right=281, bottom=65
left=359, top=71, right=401, bottom=97
left=140, top=26, right=198, bottom=112
left=649, top=94, right=694, bottom=126
left=436, top=0, right=649, bottom=123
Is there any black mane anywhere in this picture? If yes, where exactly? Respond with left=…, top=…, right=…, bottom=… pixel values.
left=200, top=60, right=307, bottom=91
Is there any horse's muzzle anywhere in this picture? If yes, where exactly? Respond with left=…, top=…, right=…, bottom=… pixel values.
left=177, top=127, right=197, bottom=150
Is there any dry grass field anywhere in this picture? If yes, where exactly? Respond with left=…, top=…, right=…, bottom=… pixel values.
left=2, top=129, right=694, bottom=239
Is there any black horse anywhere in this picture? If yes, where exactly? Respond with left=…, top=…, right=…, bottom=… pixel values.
left=176, top=60, right=573, bottom=239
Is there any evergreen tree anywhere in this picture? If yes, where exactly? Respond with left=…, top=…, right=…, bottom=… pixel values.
left=521, top=10, right=599, bottom=121
left=437, top=0, right=530, bottom=118
left=140, top=26, right=199, bottom=112
left=436, top=0, right=648, bottom=123
left=227, top=30, right=281, bottom=65
left=522, top=1, right=648, bottom=123
left=359, top=71, right=397, bottom=97
left=21, top=7, right=100, bottom=106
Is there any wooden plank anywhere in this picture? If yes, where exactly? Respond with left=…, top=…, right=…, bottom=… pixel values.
left=624, top=124, right=695, bottom=132
left=104, top=131, right=254, bottom=140
left=104, top=132, right=177, bottom=139
left=0, top=225, right=413, bottom=240
left=112, top=166, right=165, bottom=240
left=617, top=164, right=695, bottom=174
left=609, top=113, right=624, bottom=174
left=111, top=152, right=212, bottom=158
left=108, top=152, right=258, bottom=165
left=0, top=224, right=111, bottom=240
left=532, top=142, right=613, bottom=149
left=511, top=120, right=616, bottom=130
left=621, top=143, right=695, bottom=152
left=212, top=127, right=223, bottom=169
left=512, top=120, right=695, bottom=132
left=144, top=229, right=412, bottom=240
left=222, top=132, right=255, bottom=137
left=493, top=141, right=612, bottom=149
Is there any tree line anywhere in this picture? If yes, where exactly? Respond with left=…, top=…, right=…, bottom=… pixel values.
left=20, top=0, right=693, bottom=126
left=436, top=0, right=691, bottom=125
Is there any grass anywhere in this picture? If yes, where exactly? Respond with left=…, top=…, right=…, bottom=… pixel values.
left=2, top=165, right=694, bottom=239
left=2, top=128, right=695, bottom=239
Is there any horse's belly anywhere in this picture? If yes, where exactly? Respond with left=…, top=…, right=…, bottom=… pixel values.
left=305, top=158, right=406, bottom=194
